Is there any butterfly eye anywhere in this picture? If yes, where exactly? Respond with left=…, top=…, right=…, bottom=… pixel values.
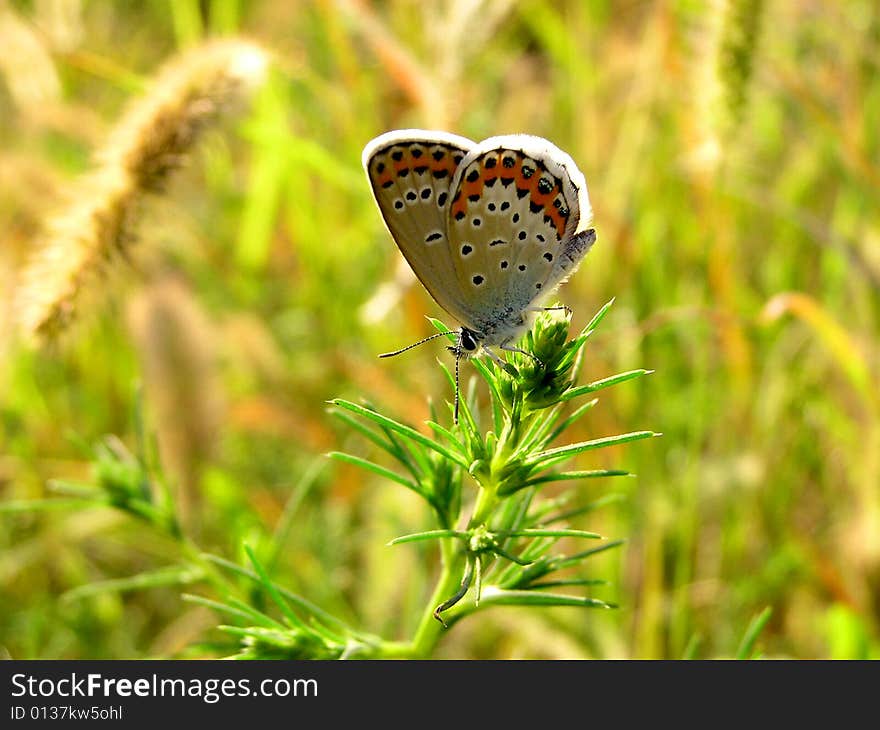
left=460, top=329, right=479, bottom=352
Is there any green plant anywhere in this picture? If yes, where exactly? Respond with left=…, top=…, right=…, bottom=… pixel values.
left=4, top=301, right=656, bottom=658
left=326, top=301, right=658, bottom=657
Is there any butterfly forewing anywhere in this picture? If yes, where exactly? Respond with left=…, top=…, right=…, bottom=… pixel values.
left=445, top=135, right=594, bottom=334
left=362, top=130, right=477, bottom=324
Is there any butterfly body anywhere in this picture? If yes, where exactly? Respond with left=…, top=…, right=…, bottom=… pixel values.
left=363, top=130, right=595, bottom=416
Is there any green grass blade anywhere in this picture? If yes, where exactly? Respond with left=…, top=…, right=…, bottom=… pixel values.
left=427, top=318, right=457, bottom=343
left=561, top=370, right=654, bottom=402
left=522, top=469, right=631, bottom=488
left=475, top=587, right=616, bottom=610
left=543, top=398, right=599, bottom=446
left=328, top=452, right=425, bottom=496
left=424, top=420, right=467, bottom=454
left=736, top=607, right=773, bottom=659
left=582, top=297, right=616, bottom=335
left=527, top=431, right=661, bottom=468
left=388, top=529, right=465, bottom=546
left=182, top=594, right=279, bottom=627
left=267, top=458, right=325, bottom=573
left=244, top=545, right=307, bottom=630
left=327, top=409, right=398, bottom=458
left=552, top=539, right=626, bottom=570
left=538, top=493, right=627, bottom=525
left=517, top=403, right=565, bottom=454
left=683, top=633, right=703, bottom=660
left=46, top=480, right=104, bottom=499
left=502, top=528, right=603, bottom=540
left=62, top=565, right=204, bottom=602
left=330, top=400, right=468, bottom=467
left=526, top=579, right=609, bottom=589
left=201, top=553, right=352, bottom=633
left=0, top=498, right=97, bottom=513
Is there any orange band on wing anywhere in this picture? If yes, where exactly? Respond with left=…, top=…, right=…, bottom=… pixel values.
left=529, top=177, right=567, bottom=238
left=451, top=174, right=485, bottom=218
left=431, top=158, right=458, bottom=177
left=448, top=151, right=569, bottom=238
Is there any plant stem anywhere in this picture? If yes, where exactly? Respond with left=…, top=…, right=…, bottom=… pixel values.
left=409, top=536, right=463, bottom=657
left=469, top=483, right=499, bottom=527
left=404, top=481, right=504, bottom=656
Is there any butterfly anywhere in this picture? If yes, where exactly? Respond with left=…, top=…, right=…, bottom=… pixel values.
left=362, top=129, right=596, bottom=422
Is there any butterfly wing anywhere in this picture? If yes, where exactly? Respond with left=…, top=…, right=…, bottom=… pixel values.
left=445, top=135, right=595, bottom=337
left=362, top=130, right=479, bottom=326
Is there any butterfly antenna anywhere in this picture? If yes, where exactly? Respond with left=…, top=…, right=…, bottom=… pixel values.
left=378, top=331, right=450, bottom=358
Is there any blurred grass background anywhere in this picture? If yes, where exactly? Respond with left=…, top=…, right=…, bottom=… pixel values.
left=1, top=0, right=878, bottom=659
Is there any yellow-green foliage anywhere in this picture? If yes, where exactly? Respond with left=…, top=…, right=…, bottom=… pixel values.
left=711, top=0, right=765, bottom=147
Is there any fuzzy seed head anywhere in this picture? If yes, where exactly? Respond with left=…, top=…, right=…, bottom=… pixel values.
left=14, top=39, right=271, bottom=344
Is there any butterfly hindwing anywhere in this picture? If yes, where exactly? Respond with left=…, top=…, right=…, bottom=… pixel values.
left=445, top=135, right=594, bottom=336
left=362, top=130, right=477, bottom=324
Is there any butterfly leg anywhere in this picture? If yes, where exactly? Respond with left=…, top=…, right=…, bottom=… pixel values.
left=528, top=305, right=572, bottom=315
left=482, top=346, right=521, bottom=380
left=500, top=340, right=544, bottom=368
left=482, top=347, right=509, bottom=369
